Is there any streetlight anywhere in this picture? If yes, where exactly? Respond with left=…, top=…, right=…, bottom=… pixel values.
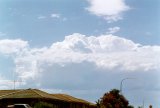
left=142, top=99, right=144, bottom=108
left=120, top=78, right=135, bottom=94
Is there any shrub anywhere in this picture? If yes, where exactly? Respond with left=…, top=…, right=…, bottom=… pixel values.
left=33, top=102, right=55, bottom=108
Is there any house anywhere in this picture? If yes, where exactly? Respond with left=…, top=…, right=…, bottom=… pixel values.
left=0, top=89, right=96, bottom=108
left=52, top=94, right=96, bottom=108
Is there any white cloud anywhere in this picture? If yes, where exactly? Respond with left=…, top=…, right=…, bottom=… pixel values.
left=106, top=27, right=120, bottom=34
left=86, top=0, right=130, bottom=22
left=0, top=34, right=159, bottom=106
left=51, top=13, right=60, bottom=18
left=37, top=16, right=47, bottom=19
left=0, top=39, right=28, bottom=54
left=37, top=13, right=62, bottom=20
left=0, top=35, right=160, bottom=82
left=8, top=33, right=159, bottom=82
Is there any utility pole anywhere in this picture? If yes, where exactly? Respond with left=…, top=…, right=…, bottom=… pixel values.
left=13, top=80, right=22, bottom=90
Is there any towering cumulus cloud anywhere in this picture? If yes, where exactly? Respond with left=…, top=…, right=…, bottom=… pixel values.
left=0, top=34, right=160, bottom=105
left=4, top=33, right=158, bottom=82
left=0, top=34, right=160, bottom=81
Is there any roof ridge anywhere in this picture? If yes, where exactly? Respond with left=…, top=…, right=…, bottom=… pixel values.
left=0, top=89, right=26, bottom=99
left=52, top=94, right=73, bottom=101
left=31, top=89, right=64, bottom=100
left=30, top=89, right=46, bottom=98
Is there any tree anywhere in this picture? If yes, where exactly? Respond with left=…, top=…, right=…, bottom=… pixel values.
left=128, top=105, right=134, bottom=108
left=98, top=89, right=134, bottom=108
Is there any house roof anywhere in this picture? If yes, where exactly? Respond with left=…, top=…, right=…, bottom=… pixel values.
left=52, top=94, right=94, bottom=105
left=0, top=89, right=62, bottom=101
left=0, top=89, right=95, bottom=105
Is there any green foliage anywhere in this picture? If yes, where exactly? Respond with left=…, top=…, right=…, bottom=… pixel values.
left=97, top=89, right=134, bottom=108
left=128, top=105, right=134, bottom=108
left=33, top=102, right=55, bottom=108
left=96, top=99, right=101, bottom=108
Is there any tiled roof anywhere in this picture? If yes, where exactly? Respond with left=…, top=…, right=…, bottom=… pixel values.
left=0, top=89, right=95, bottom=105
left=0, top=89, right=61, bottom=100
left=52, top=94, right=94, bottom=105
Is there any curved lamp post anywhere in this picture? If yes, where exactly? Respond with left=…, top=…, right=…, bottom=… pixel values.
left=120, top=78, right=135, bottom=94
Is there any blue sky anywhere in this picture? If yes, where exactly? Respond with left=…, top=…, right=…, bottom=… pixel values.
left=0, top=0, right=160, bottom=107
left=0, top=0, right=159, bottom=46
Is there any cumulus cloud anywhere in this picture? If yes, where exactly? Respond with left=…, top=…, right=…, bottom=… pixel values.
left=37, top=13, right=63, bottom=20
left=86, top=0, right=130, bottom=22
left=106, top=27, right=120, bottom=34
left=8, top=33, right=159, bottom=82
left=0, top=39, right=28, bottom=54
left=0, top=34, right=160, bottom=80
left=51, top=13, right=60, bottom=18
left=0, top=34, right=159, bottom=106
left=37, top=15, right=47, bottom=19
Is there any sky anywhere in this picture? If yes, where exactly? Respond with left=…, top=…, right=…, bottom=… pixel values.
left=0, top=0, right=160, bottom=107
